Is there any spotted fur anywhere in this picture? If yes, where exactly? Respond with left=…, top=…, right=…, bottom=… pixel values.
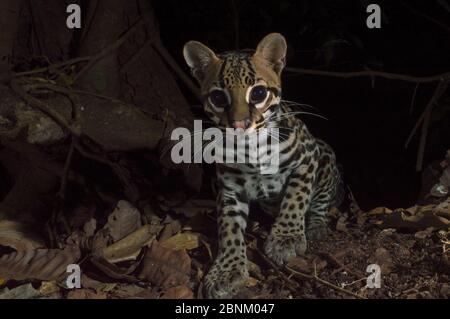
left=183, top=33, right=342, bottom=298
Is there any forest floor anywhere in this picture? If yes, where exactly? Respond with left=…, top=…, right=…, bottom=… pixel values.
left=0, top=195, right=449, bottom=299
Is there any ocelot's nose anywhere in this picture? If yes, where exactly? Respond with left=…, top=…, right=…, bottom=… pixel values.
left=233, top=118, right=252, bottom=129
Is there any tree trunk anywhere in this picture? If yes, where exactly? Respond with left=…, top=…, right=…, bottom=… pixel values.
left=0, top=0, right=23, bottom=73
left=76, top=0, right=125, bottom=97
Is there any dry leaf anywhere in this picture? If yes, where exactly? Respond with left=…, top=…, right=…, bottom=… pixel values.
left=90, top=256, right=139, bottom=282
left=414, top=227, right=435, bottom=239
left=0, top=246, right=80, bottom=281
left=336, top=216, right=348, bottom=232
left=102, top=224, right=155, bottom=263
left=248, top=261, right=263, bottom=280
left=0, top=220, right=45, bottom=251
left=287, top=256, right=312, bottom=273
left=39, top=281, right=60, bottom=296
left=105, top=200, right=142, bottom=242
left=138, top=240, right=191, bottom=288
left=245, top=277, right=259, bottom=288
left=108, top=284, right=145, bottom=298
left=91, top=228, right=111, bottom=254
left=159, top=219, right=182, bottom=241
left=356, top=210, right=367, bottom=226
left=67, top=289, right=107, bottom=299
left=311, top=256, right=328, bottom=272
left=81, top=275, right=117, bottom=293
left=160, top=232, right=200, bottom=251
left=0, top=283, right=40, bottom=299
left=161, top=285, right=194, bottom=299
left=83, top=218, right=97, bottom=237
left=368, top=202, right=450, bottom=231
left=367, top=207, right=393, bottom=215
left=381, top=209, right=449, bottom=230
left=132, top=289, right=159, bottom=299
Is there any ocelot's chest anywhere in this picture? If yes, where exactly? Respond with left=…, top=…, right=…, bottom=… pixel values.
left=217, top=164, right=293, bottom=202
left=247, top=171, right=290, bottom=200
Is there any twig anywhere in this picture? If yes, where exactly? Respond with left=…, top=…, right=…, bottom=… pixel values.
left=10, top=79, right=81, bottom=137
left=399, top=1, right=450, bottom=35
left=285, top=265, right=366, bottom=299
left=416, top=97, right=433, bottom=172
left=29, top=82, right=127, bottom=106
left=317, top=251, right=364, bottom=278
left=50, top=135, right=76, bottom=238
left=409, top=83, right=419, bottom=115
left=254, top=249, right=299, bottom=291
left=285, top=67, right=450, bottom=83
left=404, top=81, right=448, bottom=150
left=0, top=57, right=90, bottom=83
left=57, top=135, right=77, bottom=200
left=11, top=80, right=114, bottom=169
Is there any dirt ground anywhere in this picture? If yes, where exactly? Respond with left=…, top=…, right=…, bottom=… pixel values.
left=238, top=219, right=449, bottom=299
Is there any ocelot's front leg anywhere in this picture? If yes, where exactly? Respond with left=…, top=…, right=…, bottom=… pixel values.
left=264, top=164, right=316, bottom=265
left=204, top=193, right=249, bottom=298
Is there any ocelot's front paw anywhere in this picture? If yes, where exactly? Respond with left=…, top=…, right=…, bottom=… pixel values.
left=204, top=263, right=249, bottom=299
left=263, top=233, right=307, bottom=266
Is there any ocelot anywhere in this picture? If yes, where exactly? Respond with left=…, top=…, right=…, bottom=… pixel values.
left=183, top=33, right=343, bottom=298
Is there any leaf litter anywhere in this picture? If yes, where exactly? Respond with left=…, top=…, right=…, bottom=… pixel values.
left=0, top=194, right=449, bottom=299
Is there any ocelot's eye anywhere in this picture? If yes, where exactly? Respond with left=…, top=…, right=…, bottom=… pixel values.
left=209, top=89, right=228, bottom=107
left=250, top=85, right=268, bottom=104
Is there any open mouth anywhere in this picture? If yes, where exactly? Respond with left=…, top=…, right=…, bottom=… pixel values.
left=232, top=118, right=253, bottom=130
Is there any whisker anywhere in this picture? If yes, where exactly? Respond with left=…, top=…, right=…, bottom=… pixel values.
left=281, top=100, right=318, bottom=110
left=274, top=111, right=328, bottom=121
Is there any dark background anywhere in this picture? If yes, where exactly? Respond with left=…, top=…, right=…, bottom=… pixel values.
left=154, top=0, right=450, bottom=208
left=1, top=0, right=449, bottom=214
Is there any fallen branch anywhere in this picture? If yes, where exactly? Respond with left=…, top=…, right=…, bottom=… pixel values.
left=285, top=265, right=366, bottom=299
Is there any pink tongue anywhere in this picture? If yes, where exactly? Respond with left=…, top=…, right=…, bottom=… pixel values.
left=233, top=121, right=246, bottom=129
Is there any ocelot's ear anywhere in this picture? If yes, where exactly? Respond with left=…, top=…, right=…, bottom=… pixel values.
left=254, top=33, right=287, bottom=75
left=183, top=41, right=218, bottom=82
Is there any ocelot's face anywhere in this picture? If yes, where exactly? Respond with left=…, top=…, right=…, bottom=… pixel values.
left=183, top=33, right=287, bottom=131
